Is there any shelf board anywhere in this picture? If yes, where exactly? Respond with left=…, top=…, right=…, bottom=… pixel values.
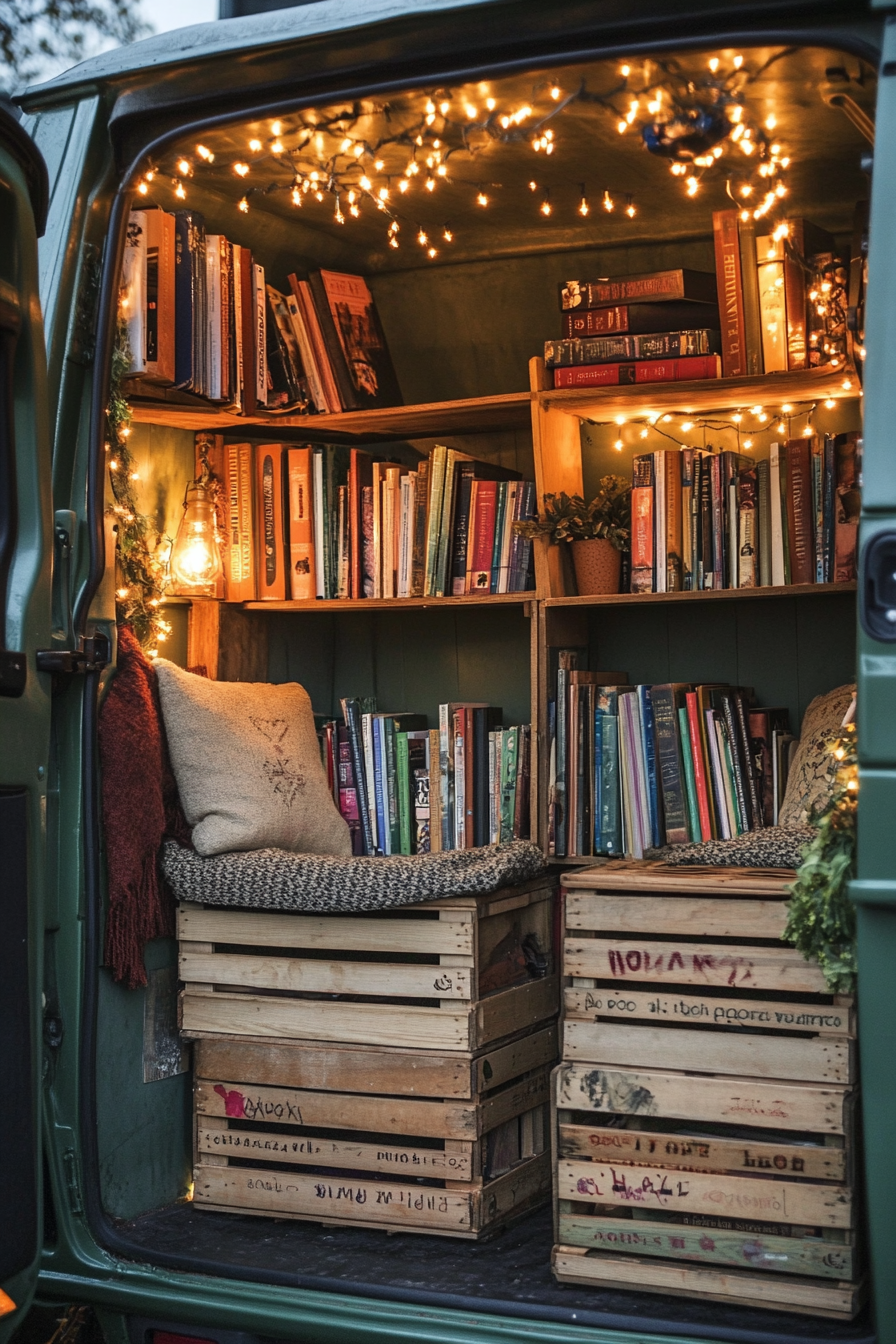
left=126, top=388, right=534, bottom=441
left=539, top=366, right=859, bottom=423
left=544, top=581, right=856, bottom=609
left=242, top=592, right=536, bottom=612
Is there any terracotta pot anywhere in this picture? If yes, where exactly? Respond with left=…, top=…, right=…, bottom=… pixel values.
left=571, top=538, right=622, bottom=596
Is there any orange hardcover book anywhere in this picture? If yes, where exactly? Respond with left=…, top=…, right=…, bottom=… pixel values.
left=255, top=443, right=287, bottom=600
left=223, top=442, right=256, bottom=602
left=286, top=446, right=316, bottom=601
left=143, top=208, right=175, bottom=384
left=664, top=450, right=683, bottom=592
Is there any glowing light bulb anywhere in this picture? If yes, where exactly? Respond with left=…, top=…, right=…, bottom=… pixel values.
left=540, top=190, right=552, bottom=216
left=620, top=63, right=631, bottom=77
left=417, top=230, right=428, bottom=246
left=439, top=101, right=450, bottom=114
left=116, top=587, right=129, bottom=599
left=579, top=194, right=589, bottom=217
left=708, top=57, right=719, bottom=72
left=825, top=398, right=836, bottom=409
left=271, top=140, right=284, bottom=154
left=733, top=54, right=743, bottom=68
left=551, top=85, right=561, bottom=99
left=374, top=158, right=385, bottom=171
left=389, top=236, right=399, bottom=249
left=271, top=121, right=282, bottom=135
left=175, top=183, right=186, bottom=199
left=238, top=197, right=249, bottom=212
left=614, top=438, right=624, bottom=450
left=291, top=187, right=301, bottom=205
left=378, top=186, right=389, bottom=200
left=399, top=178, right=409, bottom=193
left=234, top=162, right=249, bottom=177
left=617, top=120, right=627, bottom=134
left=177, top=159, right=191, bottom=175
left=137, top=182, right=148, bottom=195
left=169, top=481, right=224, bottom=594
left=249, top=139, right=262, bottom=152
left=776, top=422, right=785, bottom=434
left=427, top=247, right=437, bottom=259
left=781, top=403, right=793, bottom=413
left=661, top=414, right=672, bottom=423
left=743, top=439, right=754, bottom=450
left=765, top=114, right=777, bottom=130
left=681, top=420, right=694, bottom=431
left=464, top=103, right=478, bottom=119
left=639, top=428, right=649, bottom=439
left=625, top=198, right=636, bottom=218
left=477, top=192, right=488, bottom=207
left=443, top=228, right=453, bottom=242
left=686, top=176, right=699, bottom=196
left=196, top=144, right=214, bottom=162
left=603, top=190, right=614, bottom=212
left=486, top=97, right=496, bottom=110
left=740, top=184, right=752, bottom=197
left=802, top=423, right=813, bottom=437
left=425, top=100, right=435, bottom=114
left=360, top=175, right=372, bottom=190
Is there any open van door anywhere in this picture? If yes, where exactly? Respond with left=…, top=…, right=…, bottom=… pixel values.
left=0, top=104, right=53, bottom=1343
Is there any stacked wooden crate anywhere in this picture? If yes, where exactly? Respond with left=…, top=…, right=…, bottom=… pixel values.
left=177, top=876, right=559, bottom=1237
left=551, top=862, right=863, bottom=1319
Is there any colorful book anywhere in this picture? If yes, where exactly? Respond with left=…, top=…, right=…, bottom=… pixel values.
left=651, top=683, right=691, bottom=844
left=552, top=354, right=721, bottom=388
left=712, top=209, right=747, bottom=379
left=254, top=442, right=286, bottom=600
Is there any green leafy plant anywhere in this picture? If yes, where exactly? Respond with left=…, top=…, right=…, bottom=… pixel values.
left=784, top=723, right=858, bottom=993
left=513, top=476, right=631, bottom=550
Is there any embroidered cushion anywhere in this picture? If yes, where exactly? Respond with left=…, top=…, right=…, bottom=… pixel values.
left=777, top=682, right=856, bottom=827
left=160, top=838, right=546, bottom=911
left=153, top=660, right=351, bottom=858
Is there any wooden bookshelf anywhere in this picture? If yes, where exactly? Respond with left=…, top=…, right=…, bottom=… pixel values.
left=243, top=592, right=536, bottom=612
left=543, top=581, right=857, bottom=609
left=127, top=388, right=533, bottom=441
left=538, top=365, right=858, bottom=424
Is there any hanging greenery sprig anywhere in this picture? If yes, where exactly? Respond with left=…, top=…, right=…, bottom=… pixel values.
left=106, top=321, right=172, bottom=656
left=784, top=723, right=858, bottom=993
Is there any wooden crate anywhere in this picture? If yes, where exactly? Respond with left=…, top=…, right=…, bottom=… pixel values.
left=552, top=863, right=863, bottom=1319
left=561, top=862, right=855, bottom=1084
left=191, top=1028, right=557, bottom=1237
left=178, top=876, right=558, bottom=1053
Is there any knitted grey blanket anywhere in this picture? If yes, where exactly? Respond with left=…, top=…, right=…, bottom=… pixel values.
left=161, top=839, right=547, bottom=912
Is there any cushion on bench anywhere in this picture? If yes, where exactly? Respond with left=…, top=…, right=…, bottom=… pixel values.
left=161, top=838, right=547, bottom=912
left=649, top=826, right=815, bottom=869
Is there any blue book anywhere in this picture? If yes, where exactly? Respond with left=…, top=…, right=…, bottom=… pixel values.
left=600, top=714, right=622, bottom=855
left=372, top=716, right=389, bottom=854
left=638, top=685, right=662, bottom=849
left=174, top=210, right=204, bottom=389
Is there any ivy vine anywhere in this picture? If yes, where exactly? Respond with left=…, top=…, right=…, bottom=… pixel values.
left=106, top=323, right=172, bottom=654
left=784, top=723, right=858, bottom=993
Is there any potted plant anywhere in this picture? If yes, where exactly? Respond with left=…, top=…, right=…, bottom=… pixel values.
left=514, top=476, right=631, bottom=595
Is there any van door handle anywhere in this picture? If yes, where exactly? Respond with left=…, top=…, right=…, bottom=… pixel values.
left=860, top=530, right=896, bottom=641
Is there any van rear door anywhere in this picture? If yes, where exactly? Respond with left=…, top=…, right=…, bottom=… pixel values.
left=0, top=105, right=53, bottom=1344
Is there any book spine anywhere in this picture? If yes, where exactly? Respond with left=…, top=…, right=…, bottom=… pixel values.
left=336, top=726, right=363, bottom=855
left=757, top=458, right=771, bottom=586
left=472, top=709, right=491, bottom=847
left=428, top=727, right=442, bottom=853
left=252, top=263, right=267, bottom=405
left=652, top=687, right=689, bottom=844
left=769, top=443, right=785, bottom=585
left=255, top=443, right=286, bottom=600
left=706, top=712, right=732, bottom=839
left=451, top=472, right=474, bottom=596
left=677, top=706, right=701, bottom=842
left=470, top=481, right=498, bottom=593
left=686, top=692, right=712, bottom=842
left=638, top=686, right=662, bottom=849
left=500, top=726, right=519, bottom=844
left=433, top=450, right=458, bottom=598
left=498, top=481, right=518, bottom=593
left=173, top=212, right=194, bottom=388
left=786, top=439, right=815, bottom=585
left=715, top=715, right=740, bottom=837
left=452, top=709, right=465, bottom=850
left=384, top=719, right=401, bottom=855
left=515, top=723, right=531, bottom=840
left=757, top=248, right=788, bottom=372
left=424, top=447, right=447, bottom=597
left=488, top=731, right=499, bottom=844
left=489, top=482, right=508, bottom=593
left=712, top=209, right=747, bottom=378
left=438, top=703, right=453, bottom=851
left=336, top=484, right=349, bottom=599
left=720, top=694, right=750, bottom=832
left=665, top=451, right=682, bottom=592
left=834, top=432, right=860, bottom=582
left=122, top=211, right=147, bottom=375
left=361, top=713, right=378, bottom=853
left=630, top=455, right=655, bottom=593
left=813, top=439, right=824, bottom=584
left=552, top=354, right=720, bottom=387
left=340, top=699, right=374, bottom=855
left=737, top=215, right=763, bottom=376
left=562, top=305, right=630, bottom=335
left=413, top=760, right=431, bottom=855
left=599, top=714, right=621, bottom=855
left=381, top=467, right=397, bottom=599
left=410, top=458, right=429, bottom=597
left=783, top=239, right=808, bottom=370
left=554, top=653, right=576, bottom=856
left=463, top=707, right=475, bottom=849
left=237, top=444, right=255, bottom=601
left=734, top=691, right=764, bottom=830
left=680, top=450, right=694, bottom=591
left=823, top=434, right=836, bottom=583
left=562, top=270, right=699, bottom=308
left=738, top=466, right=758, bottom=588
left=372, top=718, right=388, bottom=854
left=546, top=330, right=719, bottom=365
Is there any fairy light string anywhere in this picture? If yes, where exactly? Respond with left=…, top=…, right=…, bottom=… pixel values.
left=131, top=48, right=798, bottom=255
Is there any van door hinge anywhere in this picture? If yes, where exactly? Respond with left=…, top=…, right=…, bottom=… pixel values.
left=36, top=632, right=110, bottom=677
left=63, top=1148, right=84, bottom=1216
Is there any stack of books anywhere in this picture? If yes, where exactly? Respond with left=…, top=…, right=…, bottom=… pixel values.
left=712, top=210, right=848, bottom=377
left=202, top=436, right=536, bottom=602
left=120, top=207, right=401, bottom=414
left=548, top=656, right=795, bottom=860
left=329, top=700, right=531, bottom=855
left=549, top=270, right=721, bottom=389
left=628, top=432, right=860, bottom=593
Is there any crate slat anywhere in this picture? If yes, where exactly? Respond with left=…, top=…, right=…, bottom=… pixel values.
left=177, top=904, right=474, bottom=955
left=563, top=1021, right=853, bottom=1083
left=196, top=1121, right=476, bottom=1179
left=180, top=949, right=473, bottom=1000
left=551, top=1248, right=864, bottom=1319
left=556, top=1215, right=855, bottom=1280
left=563, top=987, right=855, bottom=1037
left=564, top=938, right=828, bottom=994
left=557, top=1063, right=851, bottom=1134
left=565, top=894, right=789, bottom=939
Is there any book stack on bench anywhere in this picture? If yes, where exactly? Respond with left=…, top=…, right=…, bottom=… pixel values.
left=546, top=270, right=721, bottom=390
left=550, top=862, right=863, bottom=1319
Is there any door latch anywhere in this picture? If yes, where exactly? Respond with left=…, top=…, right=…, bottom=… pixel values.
left=860, top=531, right=896, bottom=641
left=36, top=632, right=110, bottom=676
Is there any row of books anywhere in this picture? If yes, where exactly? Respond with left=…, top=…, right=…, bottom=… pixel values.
left=548, top=656, right=795, bottom=859
left=121, top=208, right=401, bottom=414
left=628, top=433, right=860, bottom=594
left=712, top=209, right=851, bottom=378
left=329, top=700, right=531, bottom=855
left=202, top=436, right=537, bottom=602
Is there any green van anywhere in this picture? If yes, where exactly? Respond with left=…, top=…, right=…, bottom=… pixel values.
left=2, top=2, right=894, bottom=1343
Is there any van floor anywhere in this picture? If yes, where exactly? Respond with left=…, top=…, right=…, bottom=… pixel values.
left=118, top=1204, right=873, bottom=1344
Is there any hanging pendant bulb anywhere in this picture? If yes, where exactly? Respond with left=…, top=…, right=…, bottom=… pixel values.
left=169, top=479, right=223, bottom=596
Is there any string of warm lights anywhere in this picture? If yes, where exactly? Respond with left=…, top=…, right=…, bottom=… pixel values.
left=131, top=50, right=793, bottom=256
left=584, top=379, right=858, bottom=452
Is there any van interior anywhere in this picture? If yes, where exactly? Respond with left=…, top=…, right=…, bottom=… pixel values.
left=80, top=39, right=875, bottom=1344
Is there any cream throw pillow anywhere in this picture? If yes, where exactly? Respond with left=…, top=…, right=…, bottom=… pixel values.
left=154, top=660, right=351, bottom=858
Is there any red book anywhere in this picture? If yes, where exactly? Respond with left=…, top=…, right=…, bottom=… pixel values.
left=552, top=354, right=721, bottom=388
left=785, top=438, right=815, bottom=585
left=712, top=209, right=747, bottom=378
left=686, top=691, right=713, bottom=842
left=469, top=480, right=497, bottom=593
left=349, top=448, right=372, bottom=599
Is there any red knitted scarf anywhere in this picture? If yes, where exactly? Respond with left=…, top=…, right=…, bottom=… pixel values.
left=97, top=626, right=191, bottom=988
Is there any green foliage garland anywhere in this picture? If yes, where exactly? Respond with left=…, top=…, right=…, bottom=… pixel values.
left=107, top=323, right=171, bottom=654
left=784, top=723, right=858, bottom=993
left=513, top=477, right=632, bottom=550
